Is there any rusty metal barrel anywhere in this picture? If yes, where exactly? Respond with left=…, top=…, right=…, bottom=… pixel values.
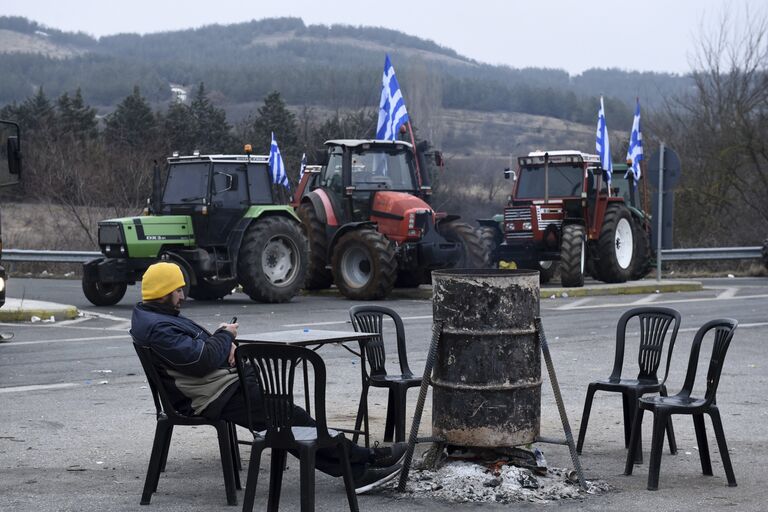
left=431, top=268, right=541, bottom=447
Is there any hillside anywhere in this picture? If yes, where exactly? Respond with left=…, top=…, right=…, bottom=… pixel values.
left=0, top=16, right=691, bottom=127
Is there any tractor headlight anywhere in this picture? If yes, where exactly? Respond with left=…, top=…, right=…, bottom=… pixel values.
left=0, top=277, right=5, bottom=292
left=408, top=212, right=416, bottom=229
left=522, top=221, right=532, bottom=230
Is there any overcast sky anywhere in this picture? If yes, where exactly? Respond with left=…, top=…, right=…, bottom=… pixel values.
left=3, top=0, right=762, bottom=75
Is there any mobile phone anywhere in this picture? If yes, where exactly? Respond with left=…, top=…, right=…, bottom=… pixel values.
left=230, top=316, right=238, bottom=324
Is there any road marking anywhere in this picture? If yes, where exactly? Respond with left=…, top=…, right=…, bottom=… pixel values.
left=717, top=287, right=738, bottom=299
left=548, top=293, right=768, bottom=310
left=283, top=314, right=434, bottom=328
left=0, top=382, right=80, bottom=394
left=555, top=298, right=593, bottom=310
left=79, top=310, right=131, bottom=322
left=0, top=334, right=131, bottom=347
left=631, top=294, right=659, bottom=305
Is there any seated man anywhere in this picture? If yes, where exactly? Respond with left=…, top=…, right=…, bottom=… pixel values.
left=130, top=262, right=405, bottom=494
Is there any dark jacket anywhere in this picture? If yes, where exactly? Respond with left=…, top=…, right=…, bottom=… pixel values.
left=131, top=302, right=239, bottom=416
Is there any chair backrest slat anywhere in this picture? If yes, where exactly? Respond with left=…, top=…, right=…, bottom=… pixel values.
left=349, top=304, right=413, bottom=378
left=235, top=343, right=330, bottom=442
left=610, top=307, right=681, bottom=383
left=678, top=319, right=738, bottom=404
left=133, top=341, right=187, bottom=420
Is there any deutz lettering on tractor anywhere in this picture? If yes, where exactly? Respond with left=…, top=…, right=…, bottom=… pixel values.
left=479, top=150, right=651, bottom=287
left=82, top=151, right=308, bottom=305
left=291, top=139, right=488, bottom=300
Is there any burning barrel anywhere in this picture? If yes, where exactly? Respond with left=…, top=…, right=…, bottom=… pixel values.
left=431, top=269, right=541, bottom=447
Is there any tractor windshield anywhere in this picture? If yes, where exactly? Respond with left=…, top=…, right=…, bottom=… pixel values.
left=515, top=164, right=584, bottom=199
left=350, top=148, right=416, bottom=191
left=162, top=162, right=210, bottom=204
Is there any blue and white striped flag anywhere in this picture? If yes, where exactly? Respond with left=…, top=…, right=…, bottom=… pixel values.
left=596, top=96, right=613, bottom=185
left=625, top=98, right=643, bottom=183
left=269, top=132, right=290, bottom=189
left=376, top=54, right=409, bottom=140
left=298, top=152, right=307, bottom=181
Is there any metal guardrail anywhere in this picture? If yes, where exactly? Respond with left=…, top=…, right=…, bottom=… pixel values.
left=660, top=247, right=762, bottom=261
left=3, top=249, right=101, bottom=263
left=1, top=247, right=762, bottom=264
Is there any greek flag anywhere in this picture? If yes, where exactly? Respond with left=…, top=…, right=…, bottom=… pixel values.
left=269, top=132, right=290, bottom=189
left=596, top=96, right=613, bottom=185
left=376, top=54, right=409, bottom=140
left=298, top=152, right=307, bottom=181
left=625, top=99, right=643, bottom=183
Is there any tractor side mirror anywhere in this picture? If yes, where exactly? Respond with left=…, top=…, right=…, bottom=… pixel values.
left=433, top=151, right=444, bottom=167
left=504, top=168, right=516, bottom=181
left=7, top=136, right=21, bottom=175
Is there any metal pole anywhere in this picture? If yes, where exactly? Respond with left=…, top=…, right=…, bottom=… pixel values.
left=655, top=143, right=665, bottom=281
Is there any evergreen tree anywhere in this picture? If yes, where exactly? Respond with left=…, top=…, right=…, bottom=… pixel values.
left=189, top=82, right=233, bottom=153
left=105, top=85, right=158, bottom=149
left=245, top=91, right=301, bottom=181
left=20, top=87, right=57, bottom=134
left=161, top=100, right=197, bottom=154
left=57, top=88, right=98, bottom=140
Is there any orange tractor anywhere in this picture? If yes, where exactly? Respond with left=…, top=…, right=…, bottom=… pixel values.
left=291, top=139, right=488, bottom=299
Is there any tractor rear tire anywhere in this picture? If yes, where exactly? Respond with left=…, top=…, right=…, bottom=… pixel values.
left=597, top=204, right=634, bottom=283
left=237, top=216, right=308, bottom=303
left=560, top=224, right=586, bottom=287
left=188, top=278, right=236, bottom=301
left=82, top=280, right=127, bottom=306
left=439, top=221, right=490, bottom=268
left=297, top=203, right=333, bottom=290
left=630, top=221, right=652, bottom=280
left=477, top=226, right=500, bottom=267
left=332, top=229, right=397, bottom=300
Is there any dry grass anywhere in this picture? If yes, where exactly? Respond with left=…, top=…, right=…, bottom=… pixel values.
left=2, top=202, right=139, bottom=250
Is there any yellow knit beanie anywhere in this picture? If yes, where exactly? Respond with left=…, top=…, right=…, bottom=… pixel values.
left=141, top=262, right=186, bottom=301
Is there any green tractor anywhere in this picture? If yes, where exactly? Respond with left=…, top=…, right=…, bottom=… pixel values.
left=82, top=151, right=308, bottom=306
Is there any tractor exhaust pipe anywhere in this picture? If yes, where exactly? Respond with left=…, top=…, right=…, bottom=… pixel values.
left=151, top=160, right=162, bottom=214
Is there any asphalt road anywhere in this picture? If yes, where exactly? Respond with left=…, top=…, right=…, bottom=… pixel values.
left=0, top=277, right=766, bottom=511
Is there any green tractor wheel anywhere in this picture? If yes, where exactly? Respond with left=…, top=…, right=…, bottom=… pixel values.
left=237, top=216, right=308, bottom=303
left=82, top=280, right=127, bottom=306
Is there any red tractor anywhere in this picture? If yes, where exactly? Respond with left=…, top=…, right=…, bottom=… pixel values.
left=291, top=139, right=488, bottom=299
left=479, top=150, right=651, bottom=287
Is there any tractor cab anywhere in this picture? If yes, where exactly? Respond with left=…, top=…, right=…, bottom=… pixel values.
left=157, top=154, right=274, bottom=246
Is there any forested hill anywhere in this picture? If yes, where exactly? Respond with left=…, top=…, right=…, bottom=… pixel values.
left=0, top=16, right=690, bottom=127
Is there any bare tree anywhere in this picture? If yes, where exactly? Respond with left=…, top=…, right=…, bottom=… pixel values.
left=654, top=7, right=768, bottom=245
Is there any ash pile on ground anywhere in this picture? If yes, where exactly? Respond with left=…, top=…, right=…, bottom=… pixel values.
left=397, top=456, right=610, bottom=504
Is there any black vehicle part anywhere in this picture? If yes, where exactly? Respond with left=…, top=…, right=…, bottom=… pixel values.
left=477, top=226, right=500, bottom=265
left=598, top=204, right=634, bottom=283
left=630, top=221, right=652, bottom=280
left=188, top=278, right=237, bottom=301
left=762, top=238, right=768, bottom=270
left=331, top=228, right=397, bottom=300
left=82, top=280, right=128, bottom=306
left=437, top=221, right=490, bottom=268
left=537, top=260, right=558, bottom=284
left=297, top=202, right=333, bottom=290
left=560, top=224, right=586, bottom=287
left=237, top=215, right=307, bottom=303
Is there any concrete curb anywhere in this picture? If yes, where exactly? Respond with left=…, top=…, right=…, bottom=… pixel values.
left=304, top=279, right=703, bottom=301
left=0, top=298, right=79, bottom=322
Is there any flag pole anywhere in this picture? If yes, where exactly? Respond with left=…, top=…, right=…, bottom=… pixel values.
left=406, top=120, right=423, bottom=189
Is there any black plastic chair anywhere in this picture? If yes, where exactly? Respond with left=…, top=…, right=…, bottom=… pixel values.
left=234, top=343, right=358, bottom=512
left=349, top=305, right=422, bottom=445
left=625, top=318, right=738, bottom=490
left=577, top=307, right=681, bottom=462
left=133, top=342, right=241, bottom=506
